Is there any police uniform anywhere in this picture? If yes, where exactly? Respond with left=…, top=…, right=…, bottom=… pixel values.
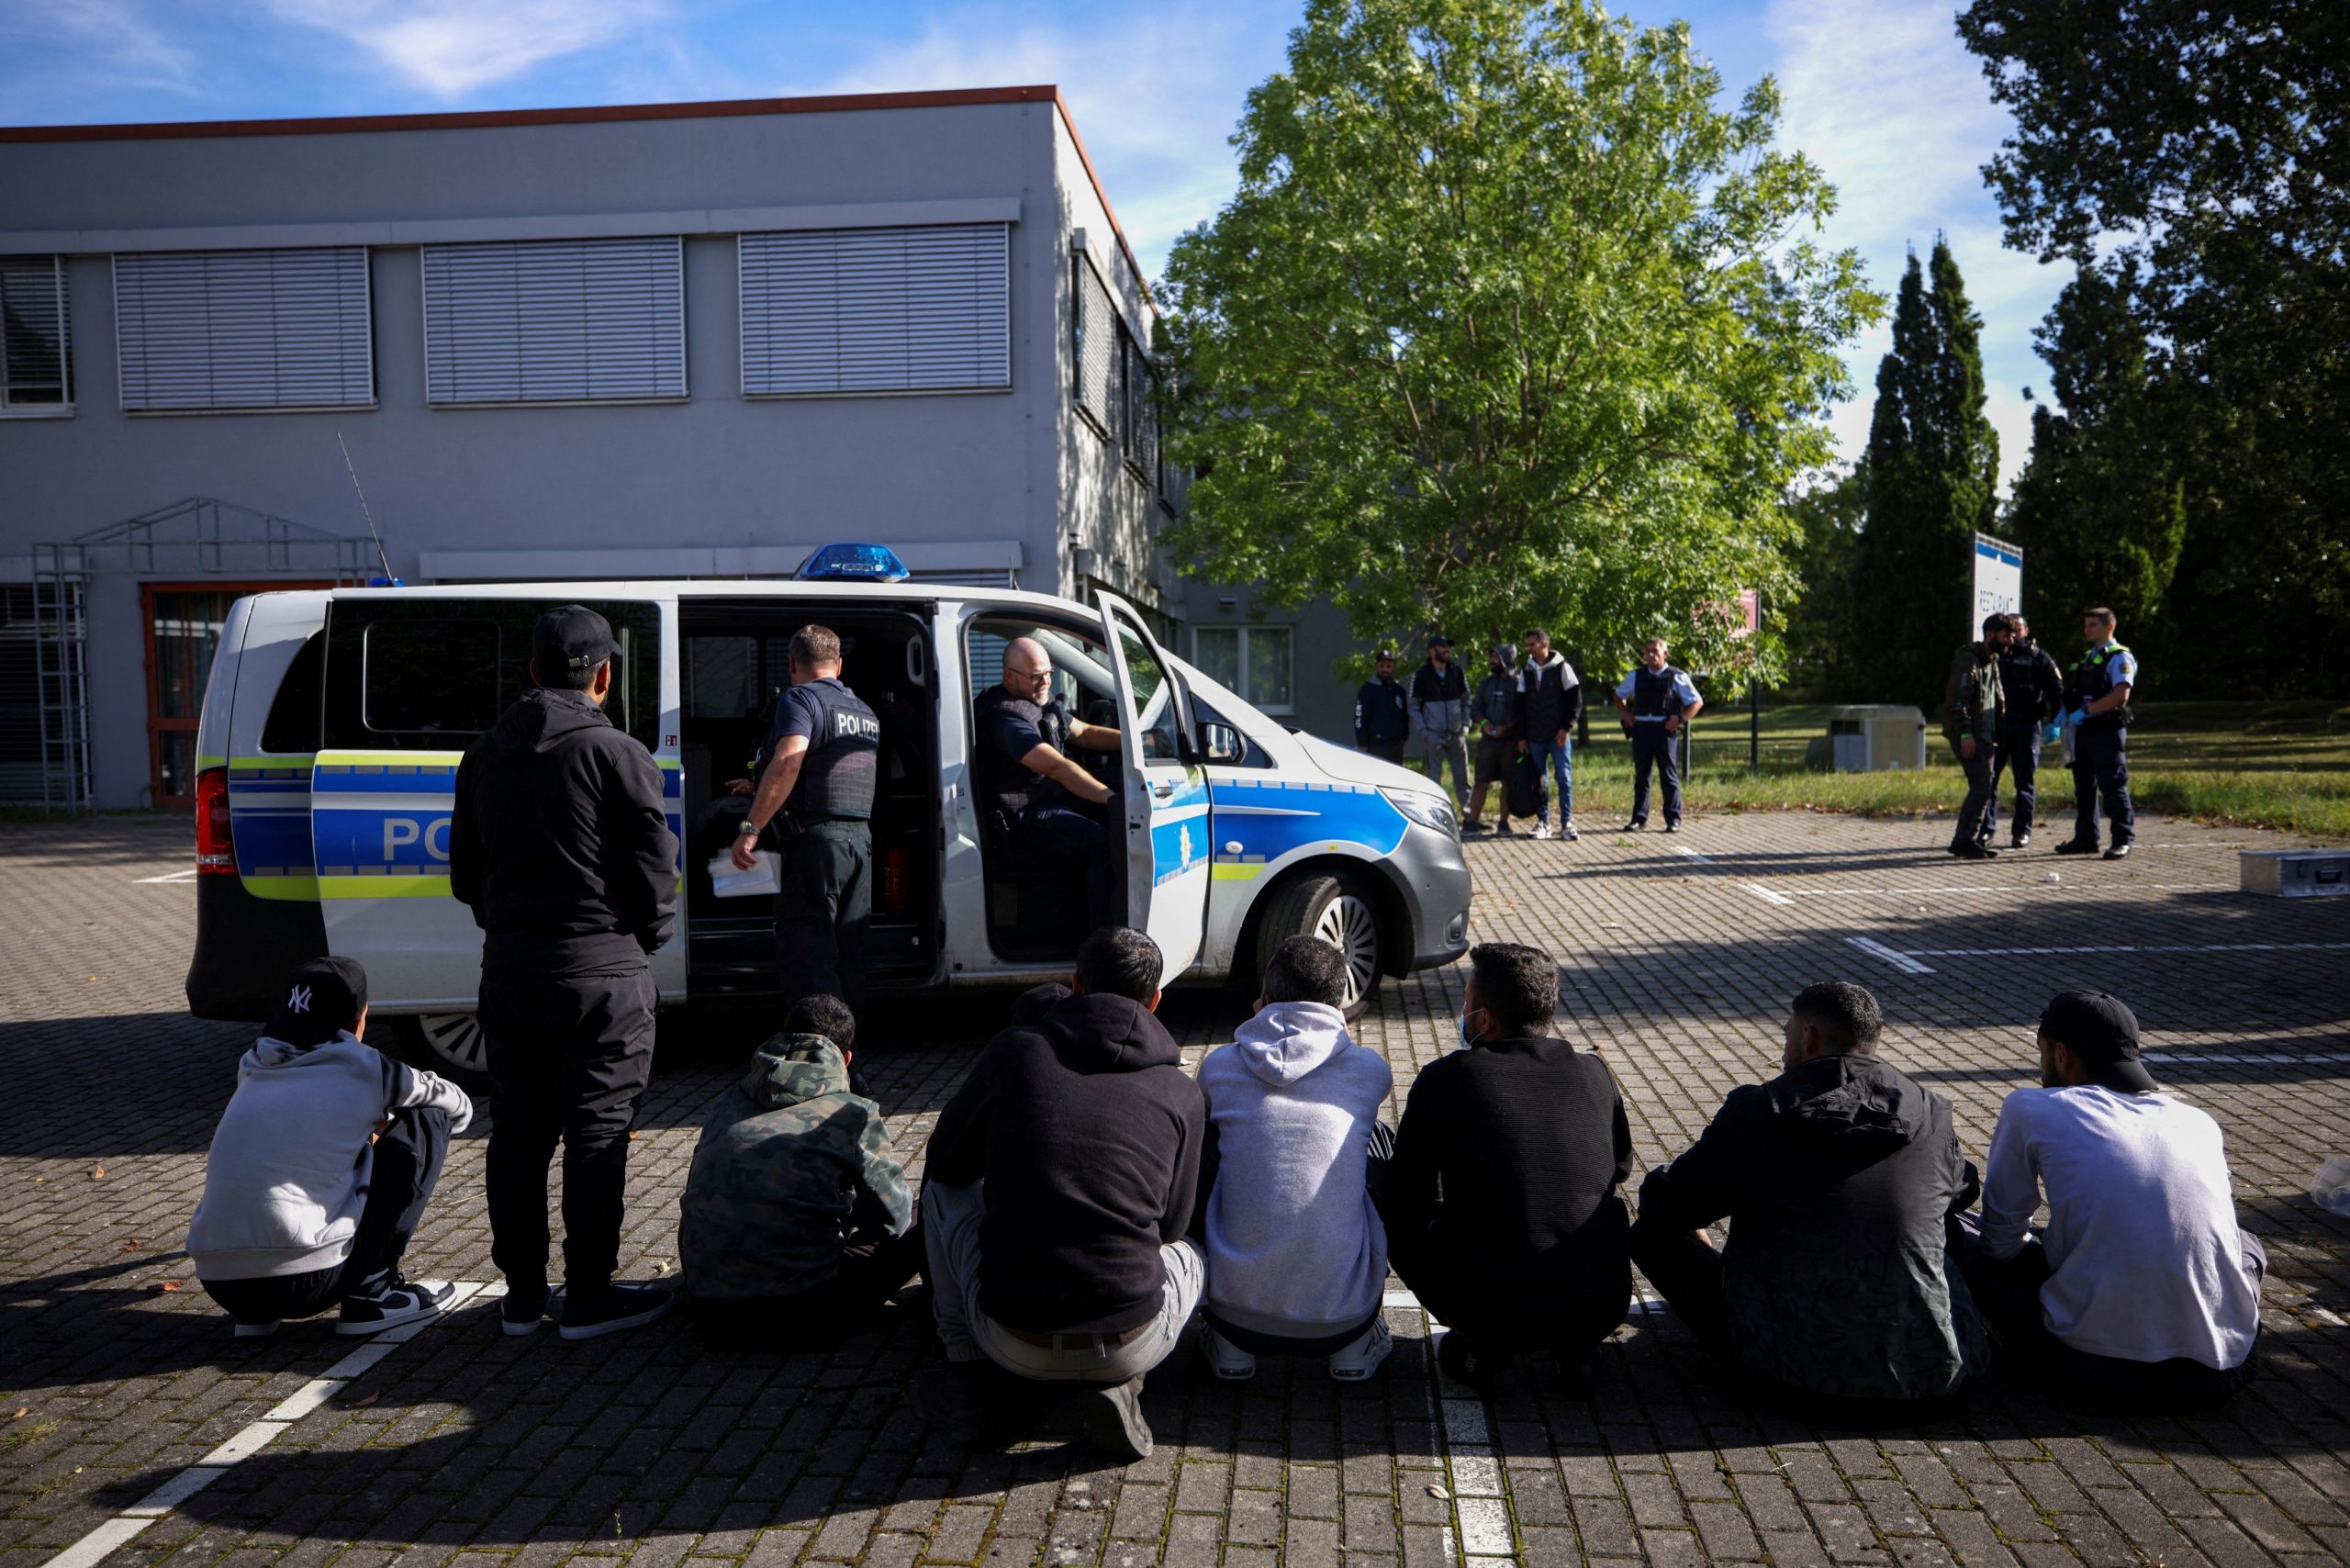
left=1983, top=636, right=2065, bottom=846
left=1354, top=674, right=1409, bottom=763
left=2060, top=639, right=2137, bottom=856
left=974, top=684, right=1116, bottom=925
left=1615, top=663, right=1702, bottom=828
left=449, top=606, right=677, bottom=1331
left=753, top=675, right=882, bottom=1015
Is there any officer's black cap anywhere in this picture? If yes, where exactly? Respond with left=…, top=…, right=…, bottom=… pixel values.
left=265, top=956, right=368, bottom=1049
left=532, top=605, right=618, bottom=679
left=2040, top=989, right=2158, bottom=1092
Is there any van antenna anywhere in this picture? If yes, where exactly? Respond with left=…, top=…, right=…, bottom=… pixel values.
left=336, top=431, right=396, bottom=582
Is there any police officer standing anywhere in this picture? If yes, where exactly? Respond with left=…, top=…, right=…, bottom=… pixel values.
left=1612, top=638, right=1703, bottom=832
left=1353, top=649, right=1409, bottom=764
left=450, top=606, right=678, bottom=1340
left=1979, top=612, right=2065, bottom=849
left=732, top=626, right=882, bottom=1017
left=974, top=636, right=1125, bottom=926
left=2054, top=607, right=2139, bottom=860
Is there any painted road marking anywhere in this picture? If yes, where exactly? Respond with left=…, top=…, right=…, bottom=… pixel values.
left=43, top=1282, right=487, bottom=1568
left=1745, top=884, right=1794, bottom=906
left=1903, top=941, right=2350, bottom=958
left=1672, top=846, right=1713, bottom=865
left=134, top=868, right=200, bottom=885
left=1846, top=936, right=1935, bottom=974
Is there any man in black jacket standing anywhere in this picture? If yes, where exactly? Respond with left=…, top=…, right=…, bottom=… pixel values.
left=912, top=926, right=1205, bottom=1459
left=451, top=605, right=679, bottom=1341
left=1979, top=614, right=2065, bottom=849
left=1381, top=943, right=1632, bottom=1389
left=1353, top=649, right=1409, bottom=763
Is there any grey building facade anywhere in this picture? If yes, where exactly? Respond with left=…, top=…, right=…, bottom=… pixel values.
left=0, top=86, right=1176, bottom=809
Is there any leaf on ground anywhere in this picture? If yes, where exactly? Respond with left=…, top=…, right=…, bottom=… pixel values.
left=90, top=1165, right=106, bottom=1181
left=338, top=1390, right=380, bottom=1409
left=121, top=1239, right=141, bottom=1251
left=153, top=1281, right=180, bottom=1293
left=10, top=1409, right=26, bottom=1420
left=1427, top=1484, right=1451, bottom=1499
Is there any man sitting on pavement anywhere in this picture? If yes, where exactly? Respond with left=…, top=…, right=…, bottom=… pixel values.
left=1630, top=980, right=1987, bottom=1408
left=1953, top=990, right=2266, bottom=1405
left=187, top=958, right=471, bottom=1339
left=677, top=993, right=920, bottom=1345
left=913, top=927, right=1205, bottom=1459
left=1380, top=943, right=1632, bottom=1389
left=1194, top=936, right=1395, bottom=1383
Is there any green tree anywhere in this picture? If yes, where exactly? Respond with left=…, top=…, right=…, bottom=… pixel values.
left=2003, top=265, right=2186, bottom=636
left=1958, top=0, right=2348, bottom=693
left=1783, top=464, right=1866, bottom=698
left=1157, top=0, right=1880, bottom=684
left=1852, top=240, right=1998, bottom=710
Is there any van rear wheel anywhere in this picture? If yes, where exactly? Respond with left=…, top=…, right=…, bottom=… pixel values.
left=381, top=1013, right=491, bottom=1092
left=1255, top=872, right=1384, bottom=1021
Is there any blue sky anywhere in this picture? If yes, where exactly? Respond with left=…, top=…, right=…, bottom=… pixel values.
left=0, top=0, right=2061, bottom=487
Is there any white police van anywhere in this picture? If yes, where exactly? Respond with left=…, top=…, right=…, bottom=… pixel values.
left=185, top=545, right=1472, bottom=1076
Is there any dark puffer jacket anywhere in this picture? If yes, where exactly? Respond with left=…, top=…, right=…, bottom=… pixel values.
left=1637, top=1054, right=1989, bottom=1402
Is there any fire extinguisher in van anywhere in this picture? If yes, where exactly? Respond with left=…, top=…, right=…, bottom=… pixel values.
left=879, top=847, right=907, bottom=913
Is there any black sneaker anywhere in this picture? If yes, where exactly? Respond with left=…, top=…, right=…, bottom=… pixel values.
left=500, top=1285, right=565, bottom=1338
left=337, top=1278, right=455, bottom=1337
left=1461, top=821, right=1489, bottom=835
left=1662, top=821, right=1682, bottom=834
left=1953, top=842, right=1998, bottom=860
left=1619, top=821, right=1646, bottom=833
left=2051, top=838, right=2098, bottom=856
left=2011, top=832, right=2032, bottom=849
left=1078, top=1375, right=1154, bottom=1460
left=558, top=1282, right=675, bottom=1341
left=1437, top=1327, right=1502, bottom=1392
left=2103, top=842, right=2133, bottom=860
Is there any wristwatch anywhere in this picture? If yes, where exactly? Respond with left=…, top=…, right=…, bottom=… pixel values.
left=737, top=823, right=763, bottom=838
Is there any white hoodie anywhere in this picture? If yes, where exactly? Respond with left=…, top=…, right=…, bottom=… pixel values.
left=186, top=1033, right=472, bottom=1281
left=1197, top=1002, right=1393, bottom=1339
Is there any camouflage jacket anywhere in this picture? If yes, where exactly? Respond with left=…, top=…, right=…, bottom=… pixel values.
left=678, top=1034, right=913, bottom=1302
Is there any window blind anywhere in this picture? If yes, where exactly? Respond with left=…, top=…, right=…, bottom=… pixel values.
left=114, top=248, right=371, bottom=411
left=0, top=255, right=71, bottom=409
left=422, top=237, right=685, bottom=405
left=1073, top=255, right=1119, bottom=435
left=740, top=224, right=1009, bottom=396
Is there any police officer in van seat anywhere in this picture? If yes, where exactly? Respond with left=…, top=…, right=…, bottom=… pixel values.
left=2053, top=607, right=2139, bottom=861
left=974, top=636, right=1124, bottom=928
left=450, top=605, right=678, bottom=1341
left=733, top=626, right=883, bottom=1016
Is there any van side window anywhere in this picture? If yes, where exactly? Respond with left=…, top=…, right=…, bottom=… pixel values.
left=1192, top=694, right=1271, bottom=768
left=365, top=620, right=501, bottom=734
left=258, top=632, right=325, bottom=754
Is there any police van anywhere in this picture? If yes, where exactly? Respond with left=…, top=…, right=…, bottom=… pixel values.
left=185, top=546, right=1472, bottom=1076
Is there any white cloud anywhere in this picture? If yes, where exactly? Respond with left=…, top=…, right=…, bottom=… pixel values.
left=1766, top=0, right=2062, bottom=489
left=262, top=0, right=671, bottom=98
left=0, top=0, right=197, bottom=91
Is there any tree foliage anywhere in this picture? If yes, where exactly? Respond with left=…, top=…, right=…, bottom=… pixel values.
left=2003, top=266, right=2185, bottom=634
left=1157, top=0, right=1880, bottom=685
left=1852, top=241, right=1998, bottom=711
left=1959, top=0, right=2349, bottom=692
left=1782, top=464, right=1865, bottom=698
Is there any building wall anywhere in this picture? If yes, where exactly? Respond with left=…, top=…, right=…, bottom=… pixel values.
left=0, top=94, right=1168, bottom=806
left=1178, top=580, right=1365, bottom=745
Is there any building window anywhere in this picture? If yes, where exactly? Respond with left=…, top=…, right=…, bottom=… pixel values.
left=1072, top=254, right=1120, bottom=440
left=1192, top=625, right=1293, bottom=714
left=114, top=248, right=372, bottom=412
left=1, top=255, right=71, bottom=412
left=422, top=237, right=685, bottom=405
left=741, top=224, right=1010, bottom=397
left=1122, top=335, right=1158, bottom=483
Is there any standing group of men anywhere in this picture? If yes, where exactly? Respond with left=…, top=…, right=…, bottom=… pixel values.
left=1945, top=606, right=2140, bottom=861
left=1356, top=633, right=1707, bottom=837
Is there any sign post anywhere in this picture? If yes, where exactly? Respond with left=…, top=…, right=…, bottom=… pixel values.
left=1973, top=534, right=2022, bottom=633
left=1733, top=589, right=1760, bottom=771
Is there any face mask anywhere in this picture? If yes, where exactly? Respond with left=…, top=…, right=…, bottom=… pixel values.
left=1458, top=1008, right=1482, bottom=1048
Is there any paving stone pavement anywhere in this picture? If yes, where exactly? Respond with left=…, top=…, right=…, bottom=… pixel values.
left=3, top=809, right=2347, bottom=1568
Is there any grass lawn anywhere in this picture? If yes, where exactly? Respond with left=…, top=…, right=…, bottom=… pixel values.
left=1459, top=701, right=2350, bottom=842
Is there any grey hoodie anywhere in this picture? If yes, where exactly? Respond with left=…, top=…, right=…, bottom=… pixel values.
left=1196, top=1002, right=1394, bottom=1339
left=187, top=1033, right=472, bottom=1281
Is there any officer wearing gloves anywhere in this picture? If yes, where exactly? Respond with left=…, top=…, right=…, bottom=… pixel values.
left=2053, top=608, right=2139, bottom=861
left=1612, top=639, right=1703, bottom=832
left=731, top=626, right=882, bottom=1017
left=451, top=604, right=679, bottom=1341
left=1410, top=635, right=1472, bottom=805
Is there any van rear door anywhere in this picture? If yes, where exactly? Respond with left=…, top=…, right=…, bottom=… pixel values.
left=1096, top=592, right=1212, bottom=979
left=312, top=594, right=678, bottom=1009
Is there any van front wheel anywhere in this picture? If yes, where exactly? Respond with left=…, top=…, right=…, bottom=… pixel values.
left=1255, top=872, right=1384, bottom=1021
left=380, top=1013, right=492, bottom=1092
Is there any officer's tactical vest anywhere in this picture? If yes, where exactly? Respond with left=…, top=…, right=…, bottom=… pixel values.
left=1630, top=665, right=1689, bottom=720
left=2066, top=644, right=2134, bottom=734
left=973, top=686, right=1073, bottom=819
left=789, top=678, right=881, bottom=820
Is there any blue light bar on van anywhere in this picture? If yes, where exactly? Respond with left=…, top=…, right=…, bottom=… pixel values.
left=797, top=543, right=911, bottom=582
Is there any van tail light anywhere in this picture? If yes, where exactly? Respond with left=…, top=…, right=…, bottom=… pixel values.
left=196, top=767, right=236, bottom=874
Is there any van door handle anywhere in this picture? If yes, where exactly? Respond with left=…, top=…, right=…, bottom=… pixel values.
left=1151, top=780, right=1176, bottom=800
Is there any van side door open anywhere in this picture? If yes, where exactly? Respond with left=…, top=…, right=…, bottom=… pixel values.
left=1097, top=592, right=1212, bottom=979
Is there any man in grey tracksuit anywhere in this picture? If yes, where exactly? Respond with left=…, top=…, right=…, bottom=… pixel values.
left=1410, top=635, right=1472, bottom=806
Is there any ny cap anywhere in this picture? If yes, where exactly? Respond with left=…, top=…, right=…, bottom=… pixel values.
left=532, top=604, right=617, bottom=679
left=1428, top=633, right=1453, bottom=647
left=2039, top=988, right=2157, bottom=1092
left=265, top=956, right=368, bottom=1048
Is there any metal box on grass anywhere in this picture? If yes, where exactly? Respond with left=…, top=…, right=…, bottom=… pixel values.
left=2240, top=849, right=2350, bottom=898
left=1828, top=706, right=1929, bottom=772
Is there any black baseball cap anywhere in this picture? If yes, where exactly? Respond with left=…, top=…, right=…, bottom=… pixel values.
left=265, top=956, right=368, bottom=1048
left=532, top=605, right=617, bottom=680
left=1428, top=633, right=1453, bottom=647
left=2039, top=989, right=2158, bottom=1092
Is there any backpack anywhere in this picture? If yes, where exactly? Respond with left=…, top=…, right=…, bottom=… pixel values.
left=1503, top=752, right=1547, bottom=821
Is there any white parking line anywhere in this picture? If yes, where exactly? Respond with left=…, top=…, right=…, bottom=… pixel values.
left=1672, top=846, right=1713, bottom=865
left=42, top=1282, right=487, bottom=1568
left=1745, top=884, right=1794, bottom=906
left=133, top=868, right=199, bottom=885
left=1903, top=941, right=2350, bottom=958
left=2143, top=1050, right=2350, bottom=1066
left=1846, top=936, right=1935, bottom=975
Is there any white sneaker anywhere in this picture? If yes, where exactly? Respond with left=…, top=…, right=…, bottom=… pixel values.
left=1199, top=1322, right=1258, bottom=1382
left=1530, top=822, right=1554, bottom=840
left=1326, top=1316, right=1393, bottom=1382
left=1558, top=821, right=1580, bottom=842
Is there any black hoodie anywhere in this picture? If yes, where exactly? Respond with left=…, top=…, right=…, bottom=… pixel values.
left=1638, top=1053, right=1988, bottom=1402
left=450, top=687, right=678, bottom=976
left=926, top=991, right=1206, bottom=1334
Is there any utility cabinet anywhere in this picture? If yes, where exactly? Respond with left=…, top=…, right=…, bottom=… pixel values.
left=1828, top=706, right=1929, bottom=772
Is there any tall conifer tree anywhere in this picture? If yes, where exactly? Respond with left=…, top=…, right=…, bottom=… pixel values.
left=1853, top=238, right=1999, bottom=710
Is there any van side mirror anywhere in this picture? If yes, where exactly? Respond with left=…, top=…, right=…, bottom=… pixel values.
left=1201, top=722, right=1248, bottom=765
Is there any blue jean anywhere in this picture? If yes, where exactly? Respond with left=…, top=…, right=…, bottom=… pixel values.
left=1953, top=743, right=1997, bottom=848
left=1982, top=722, right=2042, bottom=841
left=1525, top=739, right=1573, bottom=824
